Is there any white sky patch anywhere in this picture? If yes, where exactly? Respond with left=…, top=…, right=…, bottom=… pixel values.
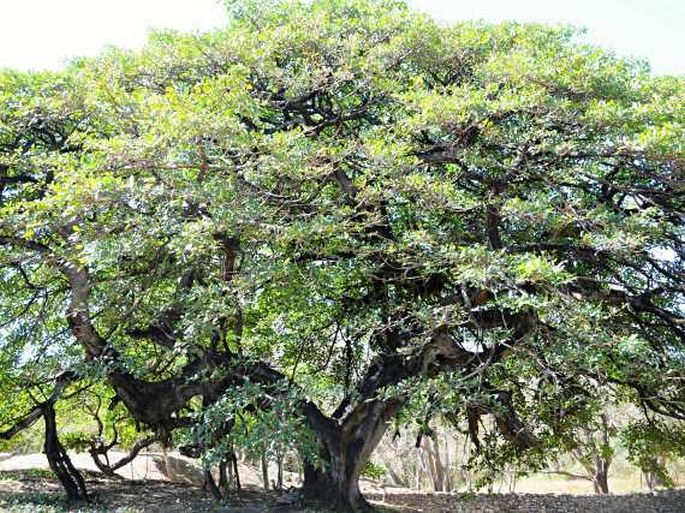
left=0, top=0, right=682, bottom=75
left=0, top=0, right=228, bottom=70
left=408, top=0, right=685, bottom=75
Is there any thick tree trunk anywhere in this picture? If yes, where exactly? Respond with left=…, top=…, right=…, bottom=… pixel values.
left=300, top=337, right=470, bottom=510
left=644, top=468, right=662, bottom=491
left=303, top=399, right=399, bottom=511
left=303, top=457, right=367, bottom=511
left=592, top=415, right=611, bottom=495
left=42, top=403, right=89, bottom=503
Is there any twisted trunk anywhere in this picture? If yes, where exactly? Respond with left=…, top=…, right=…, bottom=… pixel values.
left=43, top=403, right=89, bottom=503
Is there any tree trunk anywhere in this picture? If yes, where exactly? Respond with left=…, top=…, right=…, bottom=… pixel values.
left=218, top=459, right=229, bottom=492
left=591, top=449, right=610, bottom=494
left=232, top=451, right=241, bottom=491
left=303, top=457, right=367, bottom=512
left=420, top=436, right=447, bottom=492
left=593, top=415, right=611, bottom=495
left=644, top=469, right=660, bottom=491
left=443, top=433, right=453, bottom=492
left=42, top=403, right=89, bottom=503
left=276, top=454, right=284, bottom=491
left=261, top=453, right=270, bottom=491
left=303, top=399, right=398, bottom=511
left=300, top=328, right=499, bottom=510
left=204, top=469, right=222, bottom=500
left=593, top=466, right=609, bottom=495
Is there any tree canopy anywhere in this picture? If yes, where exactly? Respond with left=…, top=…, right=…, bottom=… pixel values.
left=1, top=0, right=684, bottom=510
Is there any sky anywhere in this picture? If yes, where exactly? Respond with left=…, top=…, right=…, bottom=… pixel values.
left=0, top=0, right=683, bottom=75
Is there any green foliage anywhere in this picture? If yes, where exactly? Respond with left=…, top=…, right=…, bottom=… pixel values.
left=59, top=432, right=92, bottom=454
left=0, top=469, right=54, bottom=480
left=0, top=495, right=67, bottom=513
left=192, top=380, right=319, bottom=468
left=621, top=420, right=685, bottom=487
left=360, top=460, right=385, bottom=480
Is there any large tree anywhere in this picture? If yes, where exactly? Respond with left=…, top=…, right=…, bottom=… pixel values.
left=1, top=0, right=684, bottom=510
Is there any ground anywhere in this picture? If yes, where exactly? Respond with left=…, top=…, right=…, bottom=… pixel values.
left=0, top=453, right=403, bottom=513
left=2, top=453, right=684, bottom=512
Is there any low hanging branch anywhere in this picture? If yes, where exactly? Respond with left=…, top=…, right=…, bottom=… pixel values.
left=0, top=406, right=45, bottom=442
left=0, top=372, right=75, bottom=441
left=89, top=434, right=161, bottom=477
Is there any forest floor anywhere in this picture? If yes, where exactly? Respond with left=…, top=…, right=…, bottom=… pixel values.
left=2, top=453, right=684, bottom=512
left=1, top=468, right=386, bottom=512
left=0, top=453, right=407, bottom=512
left=1, top=468, right=388, bottom=512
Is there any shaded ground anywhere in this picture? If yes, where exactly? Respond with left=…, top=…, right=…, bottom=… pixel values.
left=0, top=469, right=407, bottom=513
left=1, top=470, right=227, bottom=512
left=2, top=455, right=684, bottom=513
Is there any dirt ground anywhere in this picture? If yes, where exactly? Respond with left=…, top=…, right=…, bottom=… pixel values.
left=3, top=468, right=329, bottom=511
left=2, top=453, right=684, bottom=513
left=0, top=453, right=404, bottom=512
left=0, top=470, right=415, bottom=512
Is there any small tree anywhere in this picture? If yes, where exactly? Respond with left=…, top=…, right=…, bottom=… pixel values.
left=621, top=420, right=685, bottom=490
left=567, top=413, right=615, bottom=494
